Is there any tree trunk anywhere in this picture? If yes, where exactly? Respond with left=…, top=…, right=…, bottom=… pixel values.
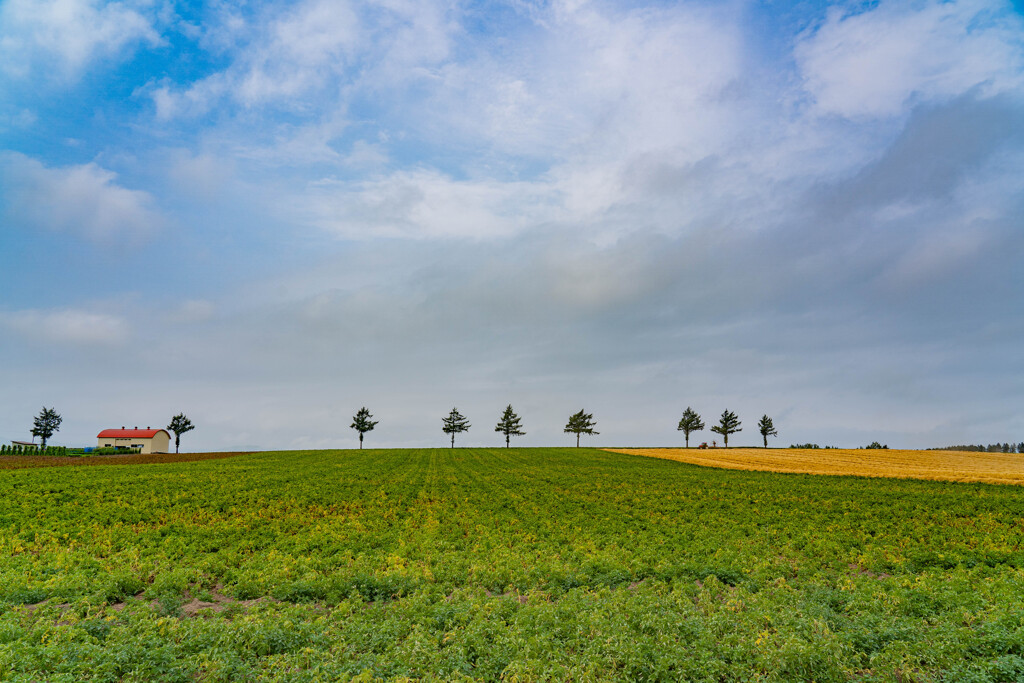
left=685, top=433, right=689, bottom=448
left=724, top=434, right=728, bottom=447
left=576, top=433, right=580, bottom=447
left=176, top=435, right=180, bottom=453
left=506, top=434, right=509, bottom=447
left=763, top=434, right=767, bottom=447
left=360, top=433, right=364, bottom=449
left=451, top=433, right=455, bottom=448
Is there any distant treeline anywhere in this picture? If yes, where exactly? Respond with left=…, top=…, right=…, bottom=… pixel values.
left=930, top=443, right=1024, bottom=454
left=790, top=443, right=891, bottom=450
left=1, top=444, right=68, bottom=456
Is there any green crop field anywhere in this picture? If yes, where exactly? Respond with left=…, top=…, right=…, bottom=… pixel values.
left=2, top=448, right=1024, bottom=682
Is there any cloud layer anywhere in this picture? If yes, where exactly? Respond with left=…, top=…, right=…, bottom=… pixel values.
left=1, top=153, right=164, bottom=242
left=1, top=0, right=1022, bottom=451
left=0, top=0, right=161, bottom=79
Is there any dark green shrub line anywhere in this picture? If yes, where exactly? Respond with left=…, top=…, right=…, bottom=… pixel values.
left=0, top=444, right=72, bottom=456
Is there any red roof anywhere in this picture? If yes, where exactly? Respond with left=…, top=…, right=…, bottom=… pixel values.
left=97, top=429, right=168, bottom=438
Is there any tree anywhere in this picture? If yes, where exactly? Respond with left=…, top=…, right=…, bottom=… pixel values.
left=442, top=408, right=470, bottom=448
left=31, top=407, right=62, bottom=450
left=494, top=404, right=525, bottom=447
left=167, top=413, right=195, bottom=454
left=758, top=414, right=778, bottom=447
left=564, top=409, right=599, bottom=447
left=710, top=409, right=741, bottom=447
left=350, top=407, right=378, bottom=449
left=676, top=407, right=704, bottom=447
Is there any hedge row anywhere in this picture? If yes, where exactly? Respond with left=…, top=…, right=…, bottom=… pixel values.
left=0, top=444, right=69, bottom=456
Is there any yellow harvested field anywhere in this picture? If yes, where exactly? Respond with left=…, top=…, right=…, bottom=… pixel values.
left=606, top=447, right=1024, bottom=485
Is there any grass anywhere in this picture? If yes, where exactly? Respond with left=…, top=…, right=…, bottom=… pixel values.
left=607, top=447, right=1024, bottom=485
left=1, top=447, right=1023, bottom=681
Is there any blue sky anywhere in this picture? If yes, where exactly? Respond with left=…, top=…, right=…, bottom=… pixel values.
left=1, top=0, right=1022, bottom=451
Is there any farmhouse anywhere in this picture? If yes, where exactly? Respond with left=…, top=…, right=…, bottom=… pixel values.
left=96, top=428, right=170, bottom=454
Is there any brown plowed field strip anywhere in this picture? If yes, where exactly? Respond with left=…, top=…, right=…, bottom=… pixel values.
left=0, top=452, right=249, bottom=470
left=606, top=448, right=1024, bottom=485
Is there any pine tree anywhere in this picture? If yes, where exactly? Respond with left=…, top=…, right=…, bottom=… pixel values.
left=494, top=405, right=525, bottom=447
left=442, top=408, right=471, bottom=448
left=564, top=409, right=599, bottom=447
left=31, top=407, right=62, bottom=450
left=758, top=414, right=778, bottom=447
left=676, top=407, right=704, bottom=447
left=167, top=413, right=195, bottom=453
left=710, top=410, right=742, bottom=447
left=350, top=407, right=378, bottom=449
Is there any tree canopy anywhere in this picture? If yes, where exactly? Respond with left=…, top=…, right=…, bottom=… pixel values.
left=350, top=407, right=379, bottom=449
left=31, top=407, right=62, bottom=449
left=494, top=405, right=525, bottom=447
left=442, top=408, right=471, bottom=448
left=710, top=410, right=742, bottom=447
left=167, top=413, right=195, bottom=454
left=564, top=409, right=599, bottom=447
left=758, top=414, right=778, bottom=447
left=677, top=407, right=705, bottom=447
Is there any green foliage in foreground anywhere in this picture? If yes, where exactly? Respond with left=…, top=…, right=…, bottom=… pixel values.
left=2, top=448, right=1024, bottom=681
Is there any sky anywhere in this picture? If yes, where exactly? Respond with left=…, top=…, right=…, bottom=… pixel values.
left=1, top=0, right=1022, bottom=452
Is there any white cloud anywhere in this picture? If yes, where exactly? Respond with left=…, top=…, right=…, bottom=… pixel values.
left=0, top=0, right=161, bottom=79
left=0, top=107, right=37, bottom=130
left=232, top=115, right=352, bottom=166
left=166, top=151, right=236, bottom=202
left=168, top=300, right=216, bottom=324
left=344, top=140, right=388, bottom=168
left=148, top=0, right=760, bottom=246
left=796, top=0, right=1024, bottom=118
left=1, top=152, right=164, bottom=242
left=300, top=169, right=556, bottom=240
left=413, top=2, right=745, bottom=162
left=0, top=308, right=130, bottom=345
left=152, top=0, right=453, bottom=116
left=151, top=76, right=227, bottom=121
left=233, top=0, right=361, bottom=104
left=211, top=2, right=756, bottom=242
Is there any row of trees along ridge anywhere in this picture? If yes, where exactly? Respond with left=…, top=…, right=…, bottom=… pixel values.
left=678, top=408, right=779, bottom=447
left=349, top=406, right=598, bottom=448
